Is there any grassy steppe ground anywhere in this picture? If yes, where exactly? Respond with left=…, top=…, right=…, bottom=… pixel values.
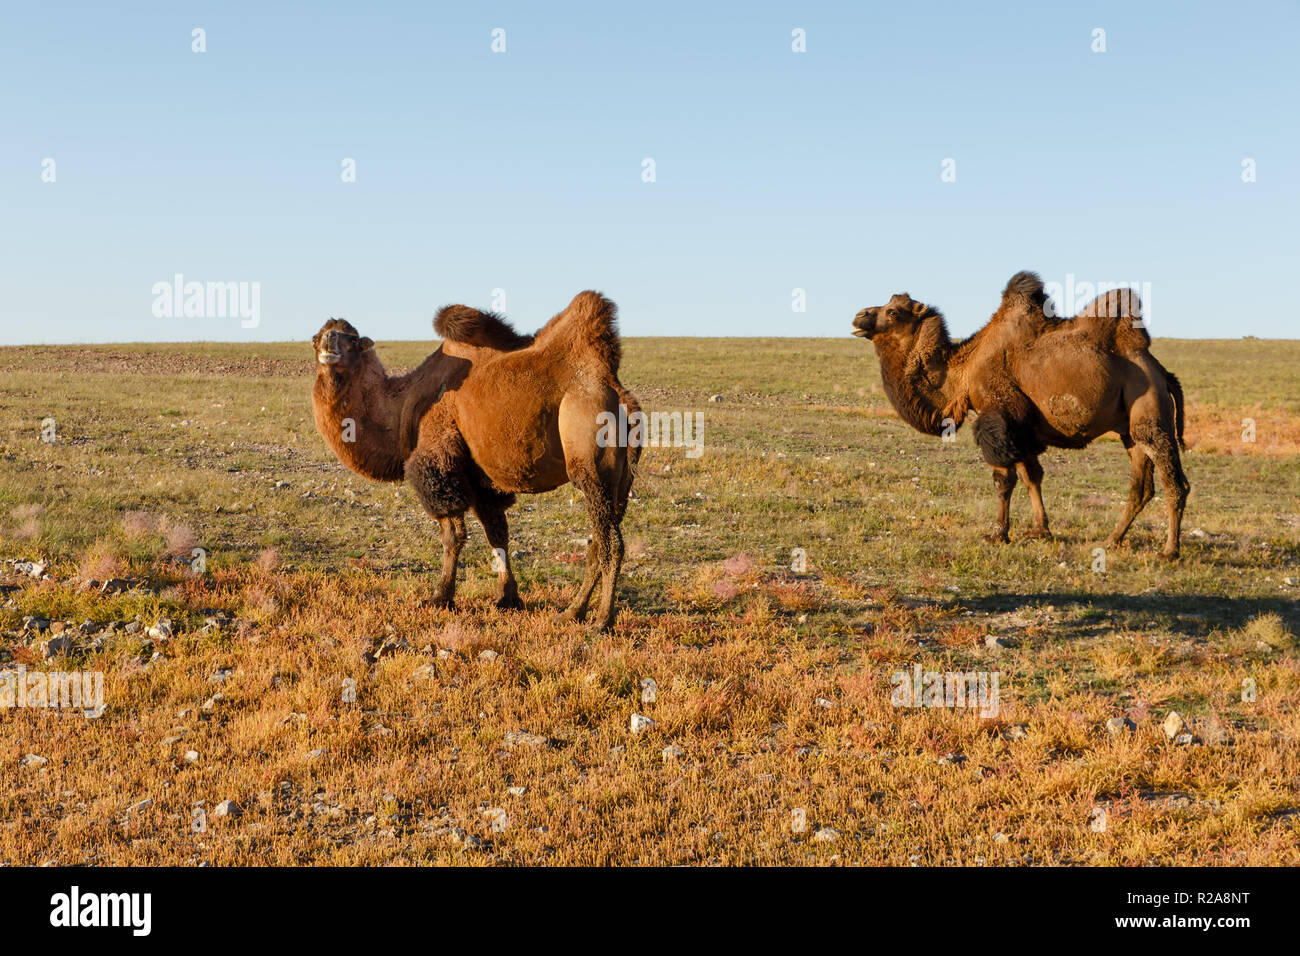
left=0, top=336, right=1296, bottom=865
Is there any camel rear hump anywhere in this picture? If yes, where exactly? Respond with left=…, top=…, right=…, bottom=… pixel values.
left=531, top=290, right=622, bottom=374
left=1071, top=288, right=1151, bottom=353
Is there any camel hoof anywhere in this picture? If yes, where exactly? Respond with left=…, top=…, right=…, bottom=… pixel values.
left=426, top=593, right=454, bottom=610
left=1022, top=528, right=1053, bottom=541
left=494, top=593, right=525, bottom=611
left=982, top=532, right=1010, bottom=545
left=553, top=608, right=585, bottom=625
left=1159, top=550, right=1180, bottom=563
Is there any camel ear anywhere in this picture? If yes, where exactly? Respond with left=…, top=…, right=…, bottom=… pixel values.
left=359, top=337, right=374, bottom=351
left=910, top=301, right=936, bottom=320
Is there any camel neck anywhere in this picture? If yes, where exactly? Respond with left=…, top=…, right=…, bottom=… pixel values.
left=313, top=358, right=411, bottom=482
left=874, top=324, right=962, bottom=436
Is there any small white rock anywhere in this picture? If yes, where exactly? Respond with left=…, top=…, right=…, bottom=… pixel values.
left=630, top=713, right=655, bottom=734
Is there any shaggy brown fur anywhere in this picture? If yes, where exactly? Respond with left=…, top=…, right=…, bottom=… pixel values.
left=312, top=292, right=641, bottom=629
left=852, top=271, right=1190, bottom=558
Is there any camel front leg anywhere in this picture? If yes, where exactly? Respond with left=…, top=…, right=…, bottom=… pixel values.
left=1016, top=455, right=1051, bottom=539
left=983, top=466, right=1017, bottom=543
left=431, top=514, right=467, bottom=608
left=405, top=434, right=473, bottom=608
left=472, top=496, right=523, bottom=610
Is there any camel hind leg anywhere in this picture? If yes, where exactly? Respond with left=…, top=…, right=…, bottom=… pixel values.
left=1128, top=388, right=1191, bottom=559
left=1104, top=439, right=1155, bottom=550
left=1148, top=432, right=1189, bottom=560
left=557, top=389, right=629, bottom=632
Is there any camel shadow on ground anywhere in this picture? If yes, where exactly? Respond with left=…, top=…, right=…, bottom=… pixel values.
left=949, top=590, right=1300, bottom=637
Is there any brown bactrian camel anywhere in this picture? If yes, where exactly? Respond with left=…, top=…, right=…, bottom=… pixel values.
left=312, top=291, right=640, bottom=630
left=852, top=271, right=1190, bottom=558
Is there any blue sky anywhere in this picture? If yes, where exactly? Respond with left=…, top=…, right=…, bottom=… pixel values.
left=2, top=0, right=1297, bottom=343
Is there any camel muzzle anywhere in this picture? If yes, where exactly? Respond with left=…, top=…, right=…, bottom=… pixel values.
left=852, top=309, right=876, bottom=338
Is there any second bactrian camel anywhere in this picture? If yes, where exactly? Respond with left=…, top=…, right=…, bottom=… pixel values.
left=852, top=271, right=1190, bottom=558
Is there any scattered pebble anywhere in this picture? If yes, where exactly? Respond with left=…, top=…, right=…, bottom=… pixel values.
left=662, top=743, right=685, bottom=761
left=213, top=800, right=241, bottom=819
left=1106, top=716, right=1137, bottom=736
left=504, top=730, right=550, bottom=750
left=1162, top=711, right=1187, bottom=740
left=630, top=713, right=655, bottom=734
left=812, top=827, right=841, bottom=843
left=41, top=635, right=73, bottom=658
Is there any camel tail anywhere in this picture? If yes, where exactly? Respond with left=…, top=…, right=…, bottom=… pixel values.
left=433, top=305, right=534, bottom=351
left=533, top=290, right=622, bottom=373
left=1166, top=369, right=1187, bottom=450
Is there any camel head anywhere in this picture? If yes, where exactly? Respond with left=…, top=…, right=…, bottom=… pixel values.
left=852, top=293, right=940, bottom=344
left=312, top=318, right=373, bottom=370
